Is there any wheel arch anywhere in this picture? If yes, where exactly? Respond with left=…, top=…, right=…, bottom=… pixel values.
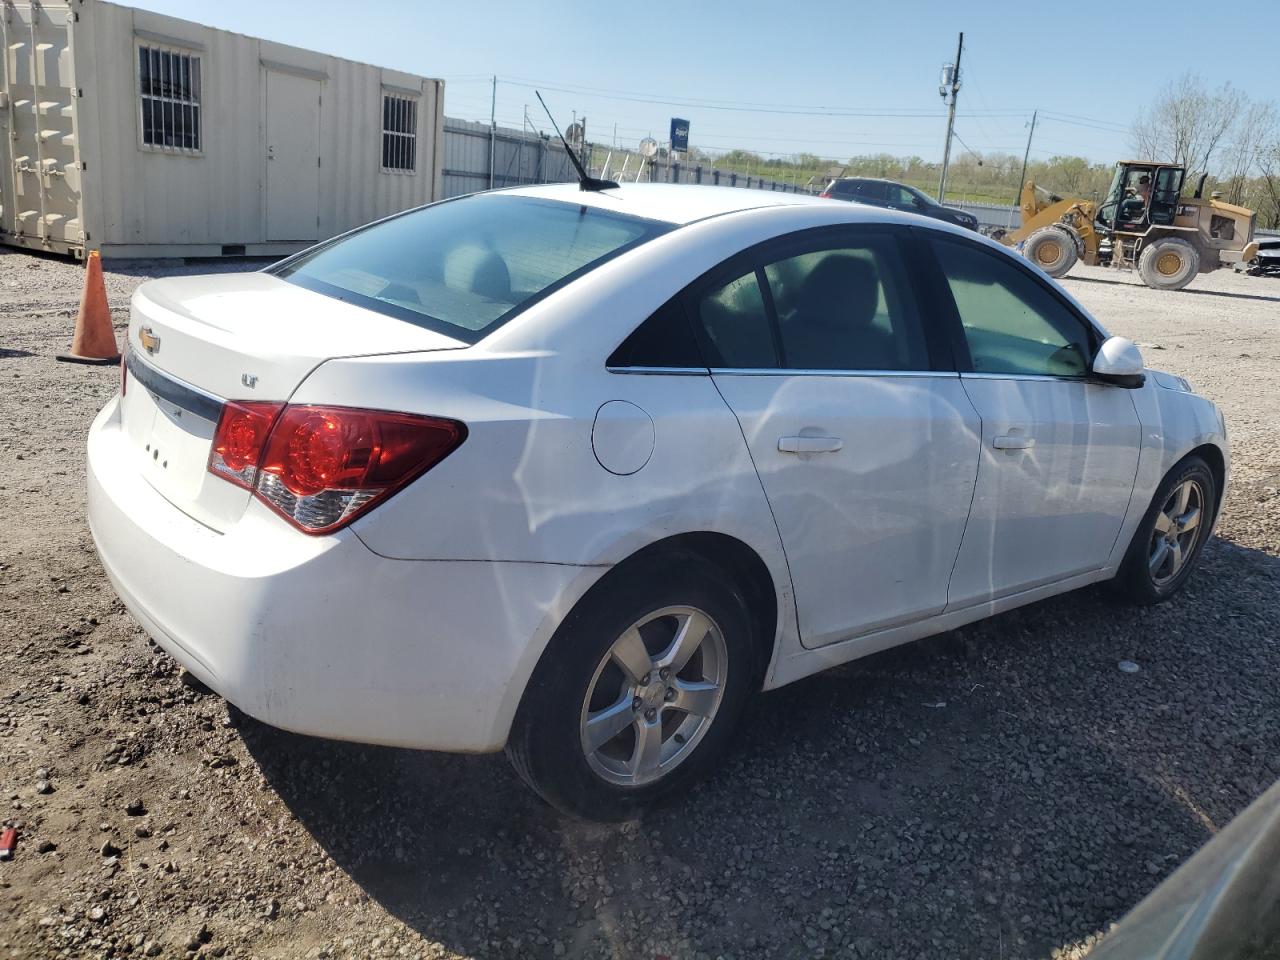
left=1182, top=442, right=1227, bottom=519
left=512, top=532, right=782, bottom=736
left=629, top=532, right=780, bottom=688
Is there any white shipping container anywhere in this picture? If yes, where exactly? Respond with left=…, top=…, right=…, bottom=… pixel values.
left=0, top=0, right=444, bottom=258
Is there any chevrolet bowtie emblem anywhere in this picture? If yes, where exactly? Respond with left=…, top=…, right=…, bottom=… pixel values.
left=139, top=326, right=161, bottom=355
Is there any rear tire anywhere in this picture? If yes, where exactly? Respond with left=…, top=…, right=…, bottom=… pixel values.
left=506, top=551, right=757, bottom=821
left=1138, top=237, right=1200, bottom=290
left=1023, top=227, right=1079, bottom=277
left=1114, top=456, right=1216, bottom=605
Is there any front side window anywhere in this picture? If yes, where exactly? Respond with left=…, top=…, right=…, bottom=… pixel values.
left=381, top=94, right=417, bottom=172
left=273, top=195, right=671, bottom=342
left=888, top=185, right=918, bottom=207
left=138, top=45, right=201, bottom=152
left=932, top=239, right=1094, bottom=377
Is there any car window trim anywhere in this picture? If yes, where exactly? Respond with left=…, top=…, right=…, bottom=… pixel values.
left=706, top=368, right=960, bottom=379
left=681, top=223, right=950, bottom=375
left=604, top=365, right=708, bottom=376
left=920, top=229, right=1105, bottom=377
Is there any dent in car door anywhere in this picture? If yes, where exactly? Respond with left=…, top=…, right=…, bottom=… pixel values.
left=949, top=376, right=1141, bottom=606
left=691, top=228, right=981, bottom=648
left=928, top=236, right=1142, bottom=607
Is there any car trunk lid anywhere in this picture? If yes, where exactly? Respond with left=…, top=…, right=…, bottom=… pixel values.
left=120, top=271, right=466, bottom=532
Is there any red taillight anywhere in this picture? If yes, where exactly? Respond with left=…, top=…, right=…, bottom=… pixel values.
left=208, top=401, right=285, bottom=489
left=819, top=190, right=833, bottom=198
left=207, top=403, right=465, bottom=534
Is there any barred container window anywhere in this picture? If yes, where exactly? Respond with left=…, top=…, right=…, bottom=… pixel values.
left=138, top=45, right=201, bottom=152
left=382, top=94, right=417, bottom=172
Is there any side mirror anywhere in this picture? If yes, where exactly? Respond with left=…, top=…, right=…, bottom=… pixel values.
left=1093, top=336, right=1145, bottom=388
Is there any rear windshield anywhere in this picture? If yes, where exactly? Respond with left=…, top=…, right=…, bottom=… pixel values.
left=271, top=194, right=672, bottom=343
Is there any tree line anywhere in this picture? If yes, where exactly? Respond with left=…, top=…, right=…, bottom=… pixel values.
left=688, top=74, right=1280, bottom=227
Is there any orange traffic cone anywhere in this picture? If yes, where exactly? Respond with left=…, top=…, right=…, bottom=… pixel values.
left=56, top=250, right=120, bottom=365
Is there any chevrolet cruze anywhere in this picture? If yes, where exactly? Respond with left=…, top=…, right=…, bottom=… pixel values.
left=87, top=184, right=1227, bottom=820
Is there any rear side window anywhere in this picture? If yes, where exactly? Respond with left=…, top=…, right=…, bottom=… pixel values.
left=689, top=231, right=929, bottom=372
left=855, top=181, right=887, bottom=202
left=607, top=300, right=703, bottom=368
left=273, top=195, right=671, bottom=343
left=828, top=180, right=858, bottom=196
left=693, top=270, right=778, bottom=368
left=764, top=236, right=927, bottom=371
left=932, top=239, right=1095, bottom=377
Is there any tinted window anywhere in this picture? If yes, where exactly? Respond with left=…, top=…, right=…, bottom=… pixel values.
left=608, top=300, right=703, bottom=368
left=764, top=236, right=928, bottom=370
left=855, top=181, right=887, bottom=202
left=828, top=180, right=858, bottom=196
left=932, top=239, right=1094, bottom=377
left=693, top=269, right=778, bottom=368
left=273, top=195, right=671, bottom=343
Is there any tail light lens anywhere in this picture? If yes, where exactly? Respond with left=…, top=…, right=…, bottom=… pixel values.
left=209, top=401, right=284, bottom=489
left=819, top=190, right=833, bottom=198
left=208, top=403, right=465, bottom=534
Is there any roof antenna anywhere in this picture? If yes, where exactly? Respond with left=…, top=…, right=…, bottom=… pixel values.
left=536, top=91, right=619, bottom=192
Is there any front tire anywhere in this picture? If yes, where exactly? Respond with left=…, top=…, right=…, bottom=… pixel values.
left=1115, top=456, right=1216, bottom=605
left=1023, top=226, right=1079, bottom=277
left=506, top=552, right=757, bottom=821
left=1138, top=237, right=1200, bottom=290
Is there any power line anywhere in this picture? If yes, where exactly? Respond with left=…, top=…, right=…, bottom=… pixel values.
left=501, top=78, right=1026, bottom=120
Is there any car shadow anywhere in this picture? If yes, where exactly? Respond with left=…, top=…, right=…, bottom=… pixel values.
left=1062, top=274, right=1280, bottom=303
left=241, top=534, right=1280, bottom=959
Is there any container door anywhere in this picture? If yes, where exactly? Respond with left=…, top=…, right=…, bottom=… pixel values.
left=0, top=1, right=83, bottom=249
left=264, top=70, right=320, bottom=241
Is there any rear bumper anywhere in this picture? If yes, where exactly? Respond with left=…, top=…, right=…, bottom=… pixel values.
left=87, top=395, right=594, bottom=752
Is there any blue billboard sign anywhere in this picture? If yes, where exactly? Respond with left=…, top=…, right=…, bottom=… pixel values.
left=670, top=118, right=690, bottom=153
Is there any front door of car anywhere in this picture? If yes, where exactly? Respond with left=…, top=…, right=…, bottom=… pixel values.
left=927, top=235, right=1142, bottom=608
left=689, top=227, right=981, bottom=648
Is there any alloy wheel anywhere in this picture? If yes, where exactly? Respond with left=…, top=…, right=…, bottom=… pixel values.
left=579, top=606, right=727, bottom=787
left=1149, top=479, right=1204, bottom=585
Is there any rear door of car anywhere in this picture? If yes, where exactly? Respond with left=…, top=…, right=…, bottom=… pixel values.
left=923, top=233, right=1142, bottom=607
left=687, top=225, right=981, bottom=648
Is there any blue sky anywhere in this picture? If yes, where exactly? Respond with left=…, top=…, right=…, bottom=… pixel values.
left=127, top=0, right=1279, bottom=165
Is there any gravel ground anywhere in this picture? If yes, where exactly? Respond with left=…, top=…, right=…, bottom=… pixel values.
left=0, top=249, right=1278, bottom=960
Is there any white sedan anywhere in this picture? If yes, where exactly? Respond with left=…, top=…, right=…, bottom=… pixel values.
left=87, top=184, right=1227, bottom=820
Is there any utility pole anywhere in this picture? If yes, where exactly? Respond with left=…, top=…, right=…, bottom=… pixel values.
left=488, top=75, right=497, bottom=190
left=1016, top=110, right=1038, bottom=207
left=936, top=31, right=963, bottom=203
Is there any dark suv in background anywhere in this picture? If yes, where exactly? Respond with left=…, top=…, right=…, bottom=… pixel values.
left=821, top=177, right=979, bottom=231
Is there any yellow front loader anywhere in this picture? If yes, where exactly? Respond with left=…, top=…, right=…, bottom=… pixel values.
left=997, top=161, right=1258, bottom=291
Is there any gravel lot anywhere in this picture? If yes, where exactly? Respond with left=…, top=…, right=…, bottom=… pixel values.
left=0, top=249, right=1277, bottom=960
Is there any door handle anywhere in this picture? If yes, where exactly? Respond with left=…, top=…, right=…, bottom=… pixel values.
left=992, top=435, right=1035, bottom=450
left=778, top=436, right=843, bottom=454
